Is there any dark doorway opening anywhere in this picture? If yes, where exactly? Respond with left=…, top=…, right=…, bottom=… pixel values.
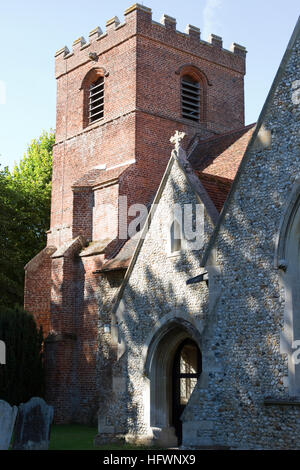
left=172, top=338, right=202, bottom=445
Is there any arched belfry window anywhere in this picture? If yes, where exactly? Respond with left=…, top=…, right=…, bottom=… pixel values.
left=81, top=67, right=108, bottom=128
left=181, top=75, right=201, bottom=122
left=89, top=77, right=104, bottom=123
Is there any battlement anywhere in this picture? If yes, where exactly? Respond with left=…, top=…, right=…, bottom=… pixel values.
left=55, top=3, right=246, bottom=78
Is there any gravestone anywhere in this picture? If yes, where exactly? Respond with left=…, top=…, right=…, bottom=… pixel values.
left=0, top=400, right=18, bottom=450
left=12, top=397, right=54, bottom=450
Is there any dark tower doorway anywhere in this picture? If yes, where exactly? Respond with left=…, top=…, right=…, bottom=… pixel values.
left=172, top=339, right=202, bottom=445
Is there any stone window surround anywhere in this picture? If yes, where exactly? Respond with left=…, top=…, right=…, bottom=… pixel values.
left=167, top=214, right=188, bottom=258
left=141, top=311, right=205, bottom=443
left=168, top=218, right=183, bottom=257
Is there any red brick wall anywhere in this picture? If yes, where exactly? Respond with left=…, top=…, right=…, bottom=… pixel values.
left=73, top=189, right=93, bottom=240
left=49, top=4, right=245, bottom=248
left=75, top=255, right=102, bottom=424
left=135, top=35, right=245, bottom=133
left=24, top=247, right=56, bottom=338
left=44, top=240, right=84, bottom=422
left=44, top=254, right=77, bottom=423
left=93, top=184, right=119, bottom=241
left=49, top=112, right=137, bottom=247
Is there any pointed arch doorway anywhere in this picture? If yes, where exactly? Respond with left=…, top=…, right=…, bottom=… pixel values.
left=172, top=339, right=202, bottom=444
left=145, top=319, right=202, bottom=446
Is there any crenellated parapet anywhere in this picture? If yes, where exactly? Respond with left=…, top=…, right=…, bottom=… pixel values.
left=54, top=3, right=247, bottom=79
left=230, top=42, right=247, bottom=58
left=106, top=16, right=121, bottom=31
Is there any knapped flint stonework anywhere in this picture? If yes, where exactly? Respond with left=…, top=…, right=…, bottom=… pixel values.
left=95, top=147, right=216, bottom=445
left=188, top=23, right=300, bottom=449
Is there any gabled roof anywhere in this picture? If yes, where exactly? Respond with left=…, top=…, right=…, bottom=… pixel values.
left=188, top=123, right=255, bottom=173
left=110, top=146, right=220, bottom=312
left=82, top=125, right=255, bottom=270
left=72, top=163, right=134, bottom=190
left=189, top=123, right=255, bottom=178
left=190, top=124, right=256, bottom=213
left=94, top=233, right=140, bottom=272
left=200, top=17, right=300, bottom=267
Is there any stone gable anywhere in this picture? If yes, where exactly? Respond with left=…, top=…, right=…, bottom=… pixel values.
left=98, top=148, right=216, bottom=441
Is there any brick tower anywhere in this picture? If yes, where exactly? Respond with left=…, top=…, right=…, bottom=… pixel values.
left=24, top=3, right=246, bottom=423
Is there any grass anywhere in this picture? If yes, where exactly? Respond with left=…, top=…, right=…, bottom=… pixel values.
left=49, top=424, right=152, bottom=450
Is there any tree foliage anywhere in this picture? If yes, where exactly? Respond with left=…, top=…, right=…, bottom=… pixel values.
left=0, top=306, right=44, bottom=405
left=0, top=129, right=55, bottom=308
left=0, top=168, right=22, bottom=307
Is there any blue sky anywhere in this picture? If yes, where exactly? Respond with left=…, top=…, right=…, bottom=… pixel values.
left=0, top=0, right=299, bottom=169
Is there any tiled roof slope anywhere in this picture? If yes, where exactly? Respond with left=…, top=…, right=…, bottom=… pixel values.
left=95, top=233, right=140, bottom=273
left=189, top=124, right=256, bottom=179
left=72, top=163, right=133, bottom=189
left=197, top=173, right=233, bottom=213
left=190, top=124, right=256, bottom=212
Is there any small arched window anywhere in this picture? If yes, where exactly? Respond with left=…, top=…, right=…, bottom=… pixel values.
left=181, top=75, right=200, bottom=122
left=89, top=77, right=104, bottom=123
left=170, top=219, right=182, bottom=253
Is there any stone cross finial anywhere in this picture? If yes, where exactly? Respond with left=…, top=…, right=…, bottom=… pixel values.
left=170, top=130, right=186, bottom=150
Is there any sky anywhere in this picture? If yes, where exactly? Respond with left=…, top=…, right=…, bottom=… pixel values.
left=0, top=0, right=299, bottom=169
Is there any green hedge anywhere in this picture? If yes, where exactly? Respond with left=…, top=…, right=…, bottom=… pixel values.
left=0, top=306, right=44, bottom=405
